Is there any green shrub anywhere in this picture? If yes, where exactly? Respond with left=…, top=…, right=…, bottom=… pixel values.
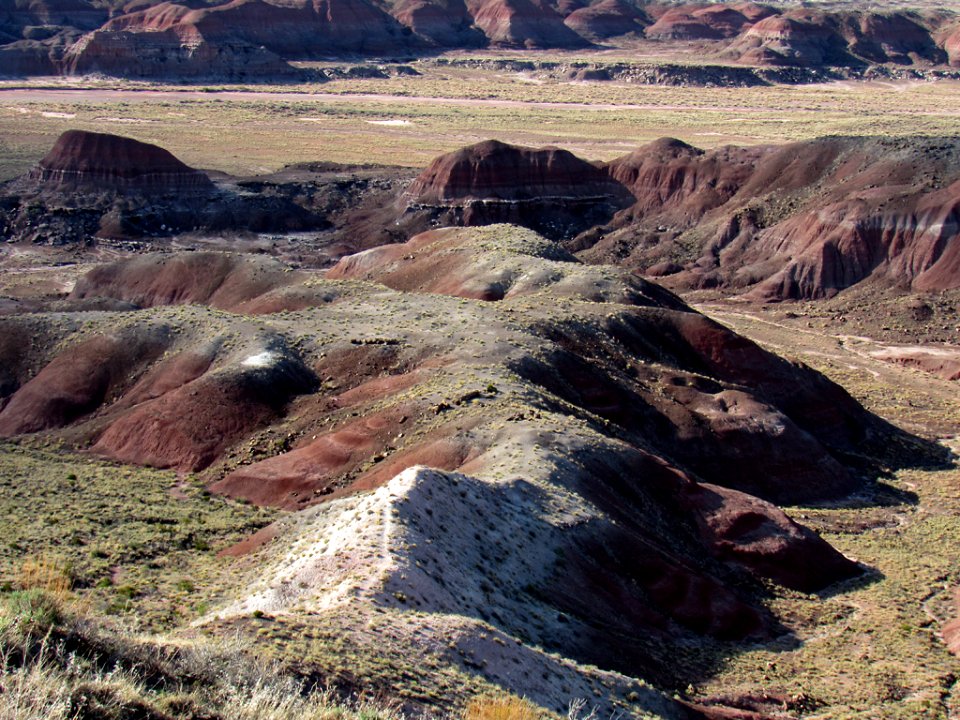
left=0, top=589, right=63, bottom=634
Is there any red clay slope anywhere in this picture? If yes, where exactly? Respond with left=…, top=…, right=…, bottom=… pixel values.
left=30, top=129, right=212, bottom=192
left=400, top=139, right=634, bottom=240
left=71, top=252, right=302, bottom=311
left=573, top=135, right=960, bottom=299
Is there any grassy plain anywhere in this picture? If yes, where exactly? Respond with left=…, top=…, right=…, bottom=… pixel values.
left=1, top=65, right=960, bottom=180
left=0, top=441, right=276, bottom=632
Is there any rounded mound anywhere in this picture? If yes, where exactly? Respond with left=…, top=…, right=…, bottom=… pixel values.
left=32, top=130, right=212, bottom=191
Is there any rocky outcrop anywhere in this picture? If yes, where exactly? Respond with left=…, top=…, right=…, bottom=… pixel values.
left=30, top=130, right=213, bottom=192
left=3, top=136, right=416, bottom=246
left=62, top=26, right=295, bottom=80
left=400, top=139, right=634, bottom=239
left=0, top=0, right=106, bottom=39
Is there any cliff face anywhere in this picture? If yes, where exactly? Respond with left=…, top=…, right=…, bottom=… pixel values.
left=29, top=130, right=214, bottom=192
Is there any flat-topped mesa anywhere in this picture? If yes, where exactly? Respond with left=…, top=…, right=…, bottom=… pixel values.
left=30, top=130, right=213, bottom=193
left=401, top=139, right=635, bottom=240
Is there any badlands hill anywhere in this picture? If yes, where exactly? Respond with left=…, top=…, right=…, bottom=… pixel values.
left=0, top=223, right=933, bottom=716
left=0, top=129, right=410, bottom=249
left=1, top=0, right=960, bottom=79
left=400, top=136, right=960, bottom=301
left=31, top=129, right=213, bottom=192
left=4, top=130, right=958, bottom=305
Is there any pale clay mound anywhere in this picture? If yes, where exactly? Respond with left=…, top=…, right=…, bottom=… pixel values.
left=216, top=464, right=678, bottom=719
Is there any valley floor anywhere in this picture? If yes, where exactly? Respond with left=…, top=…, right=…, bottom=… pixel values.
left=688, top=300, right=960, bottom=719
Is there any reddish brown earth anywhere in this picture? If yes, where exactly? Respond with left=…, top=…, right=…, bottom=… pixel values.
left=5, top=0, right=959, bottom=79
left=2, top=132, right=405, bottom=247
left=0, top=329, right=170, bottom=437
left=31, top=130, right=213, bottom=192
left=61, top=0, right=414, bottom=78
left=722, top=8, right=948, bottom=66
left=406, top=138, right=624, bottom=204
left=943, top=589, right=960, bottom=656
left=724, top=12, right=851, bottom=66
left=397, top=136, right=960, bottom=300
left=562, top=0, right=648, bottom=40
left=328, top=225, right=686, bottom=304
left=388, top=0, right=485, bottom=47
left=870, top=345, right=960, bottom=381
left=91, top=346, right=316, bottom=471
left=941, top=22, right=960, bottom=66
left=572, top=135, right=960, bottom=300
left=400, top=139, right=634, bottom=240
left=644, top=2, right=770, bottom=41
left=210, top=405, right=419, bottom=508
left=683, top=481, right=856, bottom=592
left=465, top=0, right=589, bottom=48
left=71, top=252, right=302, bottom=310
left=0, top=233, right=939, bottom=700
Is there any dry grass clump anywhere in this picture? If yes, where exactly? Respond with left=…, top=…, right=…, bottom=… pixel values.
left=464, top=695, right=542, bottom=720
left=0, top=555, right=76, bottom=637
left=0, top=593, right=403, bottom=720
left=18, top=556, right=72, bottom=600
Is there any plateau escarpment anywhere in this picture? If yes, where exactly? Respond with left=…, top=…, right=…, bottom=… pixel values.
left=0, top=224, right=919, bottom=715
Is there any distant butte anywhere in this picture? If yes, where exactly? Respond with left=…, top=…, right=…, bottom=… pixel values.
left=30, top=130, right=212, bottom=192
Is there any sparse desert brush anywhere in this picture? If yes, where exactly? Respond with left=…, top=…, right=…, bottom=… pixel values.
left=464, top=694, right=542, bottom=720
left=0, top=640, right=77, bottom=720
left=0, top=588, right=64, bottom=635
